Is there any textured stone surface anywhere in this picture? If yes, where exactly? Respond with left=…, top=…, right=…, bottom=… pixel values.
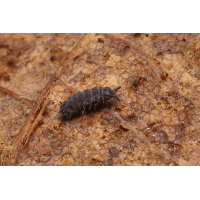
left=1, top=33, right=200, bottom=166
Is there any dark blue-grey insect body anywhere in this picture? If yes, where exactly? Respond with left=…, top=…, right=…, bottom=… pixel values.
left=59, top=86, right=121, bottom=119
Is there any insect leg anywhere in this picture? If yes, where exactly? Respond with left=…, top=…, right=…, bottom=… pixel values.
left=82, top=105, right=86, bottom=114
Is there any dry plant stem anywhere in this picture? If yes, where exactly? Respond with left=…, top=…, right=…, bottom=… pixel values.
left=57, top=79, right=79, bottom=94
left=111, top=110, right=150, bottom=147
left=0, top=85, right=33, bottom=106
left=6, top=33, right=91, bottom=166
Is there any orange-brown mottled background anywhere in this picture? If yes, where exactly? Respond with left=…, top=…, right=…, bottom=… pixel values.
left=1, top=33, right=200, bottom=166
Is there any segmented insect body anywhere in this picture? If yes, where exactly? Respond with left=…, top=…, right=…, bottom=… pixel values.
left=59, top=86, right=121, bottom=119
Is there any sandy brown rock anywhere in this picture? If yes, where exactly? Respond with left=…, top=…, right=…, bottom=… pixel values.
left=1, top=33, right=200, bottom=166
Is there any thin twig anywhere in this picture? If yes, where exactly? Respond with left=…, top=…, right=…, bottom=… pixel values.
left=7, top=33, right=91, bottom=166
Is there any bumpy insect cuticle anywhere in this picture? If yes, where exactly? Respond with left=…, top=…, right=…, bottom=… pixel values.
left=59, top=86, right=121, bottom=119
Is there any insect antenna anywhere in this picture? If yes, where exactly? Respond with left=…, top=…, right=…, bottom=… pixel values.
left=113, top=86, right=121, bottom=102
left=113, top=86, right=121, bottom=93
